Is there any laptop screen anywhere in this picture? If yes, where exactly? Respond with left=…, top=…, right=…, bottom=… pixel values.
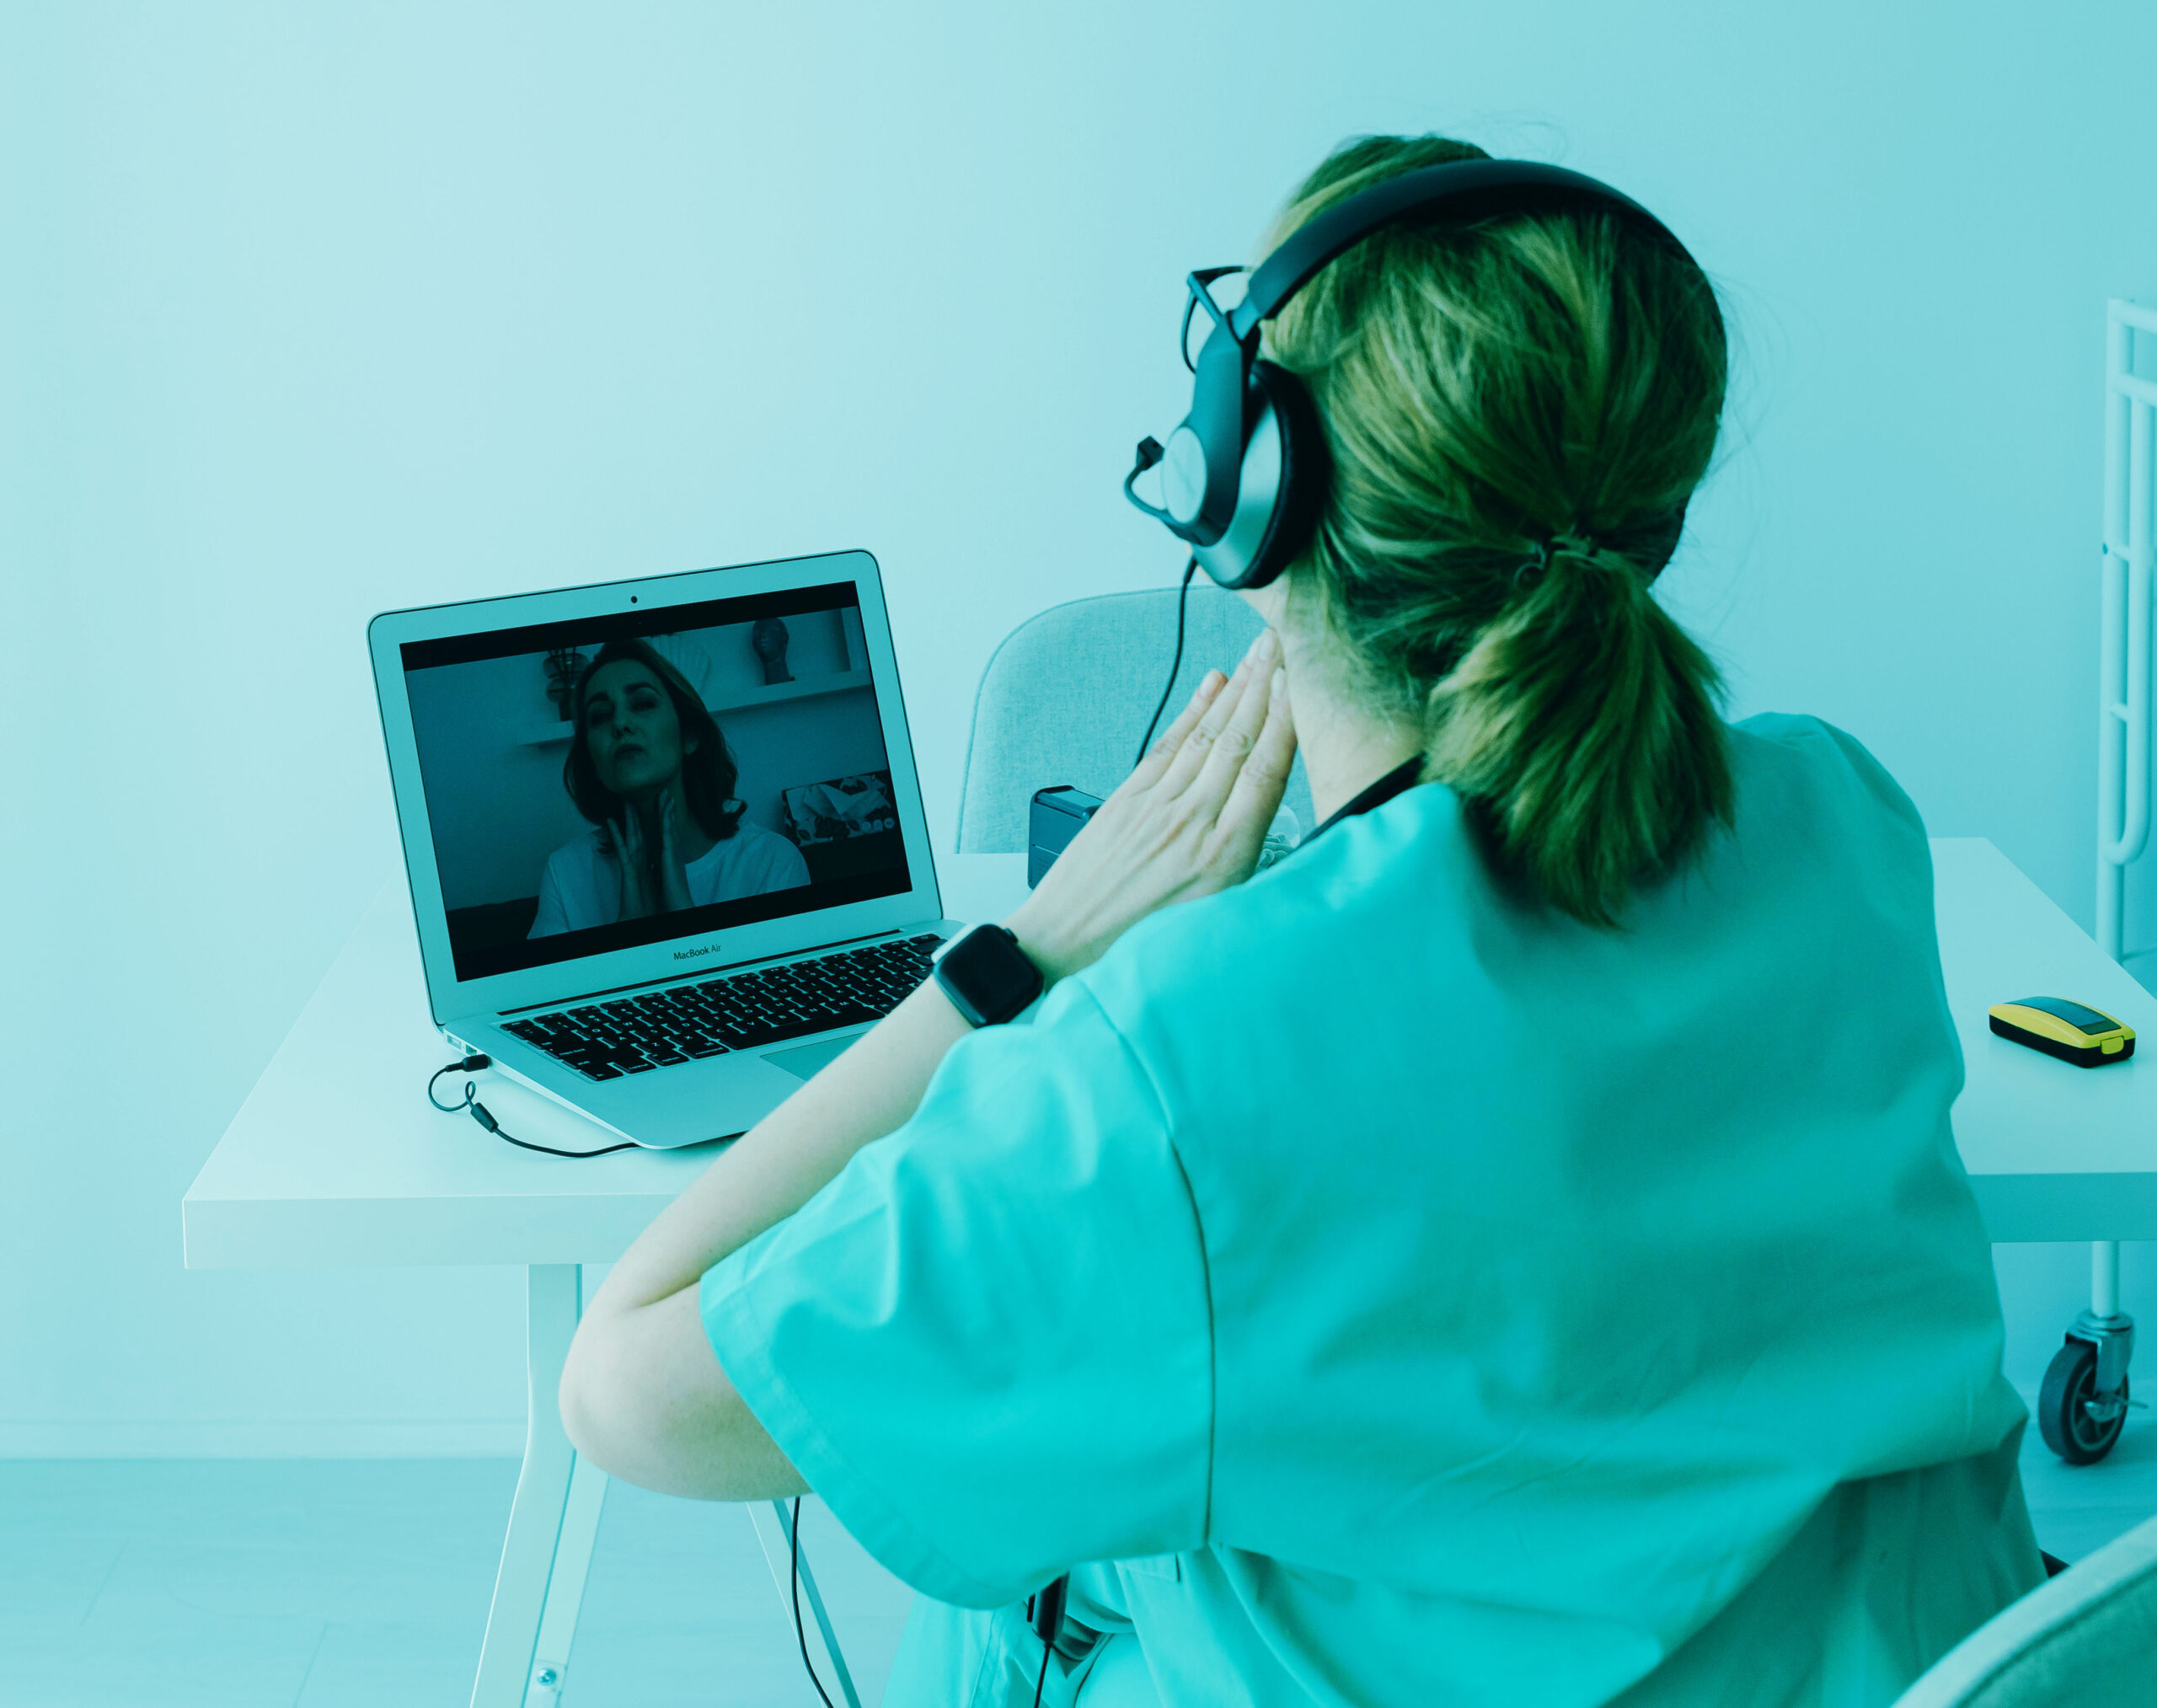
left=398, top=579, right=907, bottom=984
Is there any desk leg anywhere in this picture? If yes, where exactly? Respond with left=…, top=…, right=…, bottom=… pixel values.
left=747, top=1501, right=864, bottom=1708
left=471, top=1265, right=609, bottom=1708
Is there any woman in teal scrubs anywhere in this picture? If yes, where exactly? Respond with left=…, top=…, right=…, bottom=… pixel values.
left=560, top=134, right=2042, bottom=1706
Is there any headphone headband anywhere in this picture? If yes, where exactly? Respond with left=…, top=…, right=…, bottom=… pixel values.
left=1233, top=159, right=1685, bottom=338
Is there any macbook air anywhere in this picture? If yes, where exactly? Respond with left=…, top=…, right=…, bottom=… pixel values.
left=368, top=549, right=959, bottom=1148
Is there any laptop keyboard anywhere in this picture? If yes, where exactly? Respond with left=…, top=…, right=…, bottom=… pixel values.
left=501, top=933, right=945, bottom=1081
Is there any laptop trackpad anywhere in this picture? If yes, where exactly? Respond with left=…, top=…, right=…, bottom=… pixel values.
left=763, top=1032, right=870, bottom=1080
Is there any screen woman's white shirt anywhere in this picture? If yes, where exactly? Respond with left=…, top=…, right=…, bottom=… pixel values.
left=528, top=822, right=811, bottom=937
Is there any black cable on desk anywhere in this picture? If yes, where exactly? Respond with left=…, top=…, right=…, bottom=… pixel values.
left=426, top=1057, right=639, bottom=1158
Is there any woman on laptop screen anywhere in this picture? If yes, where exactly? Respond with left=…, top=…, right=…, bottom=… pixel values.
left=528, top=639, right=808, bottom=937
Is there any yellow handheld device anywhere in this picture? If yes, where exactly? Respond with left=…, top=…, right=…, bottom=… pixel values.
left=1988, top=997, right=2136, bottom=1068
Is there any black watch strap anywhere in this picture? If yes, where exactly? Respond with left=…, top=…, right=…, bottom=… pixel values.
left=933, top=924, right=1045, bottom=1027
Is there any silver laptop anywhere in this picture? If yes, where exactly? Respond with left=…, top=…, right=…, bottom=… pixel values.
left=368, top=549, right=959, bottom=1148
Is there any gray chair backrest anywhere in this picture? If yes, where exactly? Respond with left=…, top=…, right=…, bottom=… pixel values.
left=1892, top=1510, right=2157, bottom=1708
left=956, top=586, right=1314, bottom=854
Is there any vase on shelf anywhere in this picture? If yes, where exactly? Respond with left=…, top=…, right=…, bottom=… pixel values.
left=543, top=648, right=586, bottom=722
left=752, top=617, right=794, bottom=685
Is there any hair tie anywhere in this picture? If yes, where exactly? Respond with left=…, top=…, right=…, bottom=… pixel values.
left=1514, top=530, right=1605, bottom=585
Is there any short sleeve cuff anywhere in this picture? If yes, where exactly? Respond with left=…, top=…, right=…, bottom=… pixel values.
left=701, top=1247, right=1010, bottom=1606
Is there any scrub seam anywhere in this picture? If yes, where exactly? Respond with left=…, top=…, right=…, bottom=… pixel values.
left=1069, top=983, right=1218, bottom=1550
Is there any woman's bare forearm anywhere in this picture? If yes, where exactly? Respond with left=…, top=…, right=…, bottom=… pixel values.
left=560, top=971, right=969, bottom=1496
left=589, top=978, right=972, bottom=1319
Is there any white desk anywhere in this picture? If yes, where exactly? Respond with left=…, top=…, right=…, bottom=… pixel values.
left=185, top=856, right=1030, bottom=1708
left=1931, top=838, right=2157, bottom=1242
left=183, top=837, right=2157, bottom=1706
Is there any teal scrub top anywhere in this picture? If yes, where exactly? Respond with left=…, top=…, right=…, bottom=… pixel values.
left=701, top=715, right=2041, bottom=1707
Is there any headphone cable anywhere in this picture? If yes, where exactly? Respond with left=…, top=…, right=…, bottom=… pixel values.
left=1132, top=558, right=1200, bottom=770
left=791, top=1497, right=839, bottom=1708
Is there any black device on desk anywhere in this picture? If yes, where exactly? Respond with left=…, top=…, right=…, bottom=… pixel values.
left=1030, top=787, right=1102, bottom=887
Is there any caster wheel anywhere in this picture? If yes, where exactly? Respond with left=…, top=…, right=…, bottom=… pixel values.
left=2038, top=1340, right=2129, bottom=1464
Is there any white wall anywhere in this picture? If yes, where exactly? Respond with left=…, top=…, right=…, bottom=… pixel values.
left=4, top=2, right=2155, bottom=1453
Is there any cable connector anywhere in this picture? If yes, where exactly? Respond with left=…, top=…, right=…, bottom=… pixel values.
left=1030, top=1573, right=1068, bottom=1708
left=423, top=1055, right=635, bottom=1157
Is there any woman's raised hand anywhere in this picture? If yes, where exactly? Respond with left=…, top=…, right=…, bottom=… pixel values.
left=606, top=812, right=656, bottom=921
left=1004, top=627, right=1296, bottom=985
left=654, top=786, right=696, bottom=914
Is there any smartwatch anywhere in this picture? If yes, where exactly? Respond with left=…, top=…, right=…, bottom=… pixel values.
left=932, top=924, right=1045, bottom=1028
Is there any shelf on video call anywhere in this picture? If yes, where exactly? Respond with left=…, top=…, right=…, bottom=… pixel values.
left=515, top=669, right=874, bottom=747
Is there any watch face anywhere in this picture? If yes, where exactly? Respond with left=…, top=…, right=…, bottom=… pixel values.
left=941, top=927, right=1041, bottom=1024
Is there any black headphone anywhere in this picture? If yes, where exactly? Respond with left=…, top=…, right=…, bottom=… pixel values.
left=1122, top=158, right=1706, bottom=592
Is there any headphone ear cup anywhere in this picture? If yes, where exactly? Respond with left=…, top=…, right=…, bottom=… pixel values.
left=1237, top=361, right=1331, bottom=590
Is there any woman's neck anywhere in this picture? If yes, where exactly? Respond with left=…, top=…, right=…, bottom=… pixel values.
left=1277, top=629, right=1425, bottom=825
left=672, top=807, right=717, bottom=865
left=629, top=786, right=716, bottom=865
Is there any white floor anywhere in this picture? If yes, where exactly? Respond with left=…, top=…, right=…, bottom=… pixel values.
left=4, top=1406, right=2154, bottom=1708
left=2012, top=1381, right=2157, bottom=1563
left=0, top=1462, right=911, bottom=1708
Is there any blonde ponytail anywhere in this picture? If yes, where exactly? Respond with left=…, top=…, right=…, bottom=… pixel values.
left=1426, top=538, right=1730, bottom=927
left=1264, top=136, right=1733, bottom=925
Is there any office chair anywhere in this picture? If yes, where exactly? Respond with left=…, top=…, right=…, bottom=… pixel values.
left=956, top=585, right=1314, bottom=858
left=1891, top=1510, right=2157, bottom=1707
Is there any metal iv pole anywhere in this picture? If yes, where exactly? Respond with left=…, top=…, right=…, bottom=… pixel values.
left=2064, top=297, right=2157, bottom=1462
